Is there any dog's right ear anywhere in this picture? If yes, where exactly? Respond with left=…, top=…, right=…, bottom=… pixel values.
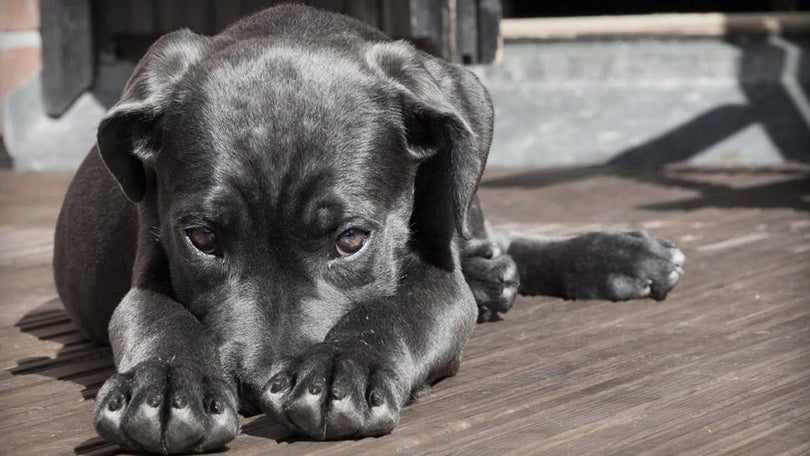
left=365, top=41, right=493, bottom=269
left=97, top=29, right=209, bottom=203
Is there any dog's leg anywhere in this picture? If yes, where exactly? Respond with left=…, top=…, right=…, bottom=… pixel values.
left=260, top=262, right=476, bottom=440
left=461, top=238, right=520, bottom=322
left=459, top=197, right=520, bottom=322
left=93, top=288, right=239, bottom=454
left=505, top=230, right=685, bottom=301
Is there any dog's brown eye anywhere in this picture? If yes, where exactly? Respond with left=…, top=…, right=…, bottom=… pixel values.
left=186, top=227, right=219, bottom=255
left=334, top=228, right=368, bottom=257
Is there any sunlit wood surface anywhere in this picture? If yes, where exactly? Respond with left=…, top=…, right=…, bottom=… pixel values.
left=1, top=165, right=808, bottom=455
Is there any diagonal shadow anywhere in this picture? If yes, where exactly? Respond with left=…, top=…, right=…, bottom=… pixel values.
left=731, top=35, right=810, bottom=163
left=481, top=165, right=810, bottom=213
left=10, top=300, right=123, bottom=455
left=606, top=35, right=810, bottom=167
left=10, top=299, right=114, bottom=400
left=240, top=415, right=297, bottom=442
left=11, top=300, right=299, bottom=454
left=483, top=35, right=810, bottom=210
left=607, top=105, right=756, bottom=167
left=73, top=436, right=126, bottom=456
left=638, top=173, right=810, bottom=212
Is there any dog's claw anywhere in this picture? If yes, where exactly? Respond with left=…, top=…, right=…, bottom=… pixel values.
left=172, top=396, right=187, bottom=409
left=146, top=393, right=162, bottom=408
left=210, top=399, right=224, bottom=414
left=107, top=395, right=123, bottom=412
left=369, top=390, right=385, bottom=407
left=308, top=383, right=323, bottom=395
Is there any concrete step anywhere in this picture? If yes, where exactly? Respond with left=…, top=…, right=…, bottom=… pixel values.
left=473, top=35, right=810, bottom=166
left=4, top=34, right=809, bottom=169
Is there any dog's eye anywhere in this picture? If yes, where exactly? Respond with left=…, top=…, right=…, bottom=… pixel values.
left=334, top=228, right=368, bottom=257
left=186, top=226, right=219, bottom=255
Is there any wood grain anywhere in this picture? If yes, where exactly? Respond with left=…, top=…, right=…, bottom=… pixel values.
left=0, top=165, right=808, bottom=455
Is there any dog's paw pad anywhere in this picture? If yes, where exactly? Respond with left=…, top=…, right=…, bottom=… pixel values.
left=606, top=275, right=652, bottom=300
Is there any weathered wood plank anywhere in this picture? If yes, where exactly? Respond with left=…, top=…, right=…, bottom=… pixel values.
left=379, top=0, right=410, bottom=40
left=409, top=0, right=445, bottom=57
left=0, top=165, right=808, bottom=455
left=344, top=0, right=380, bottom=29
left=39, top=0, right=93, bottom=117
left=476, top=0, right=501, bottom=63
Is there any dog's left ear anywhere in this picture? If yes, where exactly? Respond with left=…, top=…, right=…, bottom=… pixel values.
left=366, top=41, right=493, bottom=264
left=97, top=29, right=209, bottom=202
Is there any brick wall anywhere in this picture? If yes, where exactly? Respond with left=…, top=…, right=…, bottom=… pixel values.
left=0, top=0, right=42, bottom=135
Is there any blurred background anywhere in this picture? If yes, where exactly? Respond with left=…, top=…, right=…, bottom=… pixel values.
left=1, top=0, right=809, bottom=170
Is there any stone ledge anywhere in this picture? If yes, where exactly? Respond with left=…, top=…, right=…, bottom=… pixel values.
left=502, top=12, right=810, bottom=40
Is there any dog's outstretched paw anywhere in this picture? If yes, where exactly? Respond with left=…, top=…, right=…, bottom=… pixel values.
left=261, top=342, right=405, bottom=440
left=566, top=230, right=685, bottom=301
left=461, top=239, right=520, bottom=322
left=94, top=360, right=239, bottom=454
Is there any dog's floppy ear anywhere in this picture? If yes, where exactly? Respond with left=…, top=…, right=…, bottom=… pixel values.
left=366, top=41, right=492, bottom=266
left=97, top=29, right=209, bottom=202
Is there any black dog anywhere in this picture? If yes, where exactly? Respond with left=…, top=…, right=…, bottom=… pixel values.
left=53, top=5, right=684, bottom=453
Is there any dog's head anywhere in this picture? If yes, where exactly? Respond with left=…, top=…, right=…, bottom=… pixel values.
left=97, top=29, right=491, bottom=401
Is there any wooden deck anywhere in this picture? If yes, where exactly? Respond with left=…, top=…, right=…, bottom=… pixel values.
left=1, top=165, right=809, bottom=455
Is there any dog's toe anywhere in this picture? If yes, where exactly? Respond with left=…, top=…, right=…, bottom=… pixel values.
left=669, top=247, right=686, bottom=268
left=322, top=358, right=366, bottom=438
left=668, top=268, right=681, bottom=286
left=358, top=370, right=400, bottom=436
left=94, top=375, right=133, bottom=449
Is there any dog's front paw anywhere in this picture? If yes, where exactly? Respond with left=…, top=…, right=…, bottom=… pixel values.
left=461, top=239, right=520, bottom=322
left=568, top=231, right=685, bottom=301
left=261, top=342, right=405, bottom=440
left=94, top=360, right=239, bottom=454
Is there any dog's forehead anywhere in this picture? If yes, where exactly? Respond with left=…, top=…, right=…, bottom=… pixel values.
left=169, top=42, right=401, bottom=175
left=194, top=41, right=391, bottom=155
left=162, top=42, right=409, bottom=222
